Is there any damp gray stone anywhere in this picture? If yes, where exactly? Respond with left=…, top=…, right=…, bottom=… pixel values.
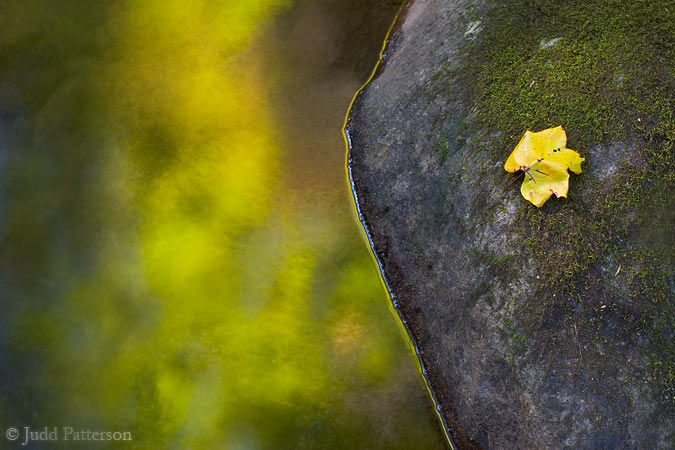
left=346, top=0, right=674, bottom=448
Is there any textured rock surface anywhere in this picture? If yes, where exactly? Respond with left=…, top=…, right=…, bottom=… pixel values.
left=347, top=0, right=674, bottom=448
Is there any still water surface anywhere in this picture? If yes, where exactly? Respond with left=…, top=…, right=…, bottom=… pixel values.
left=0, top=0, right=447, bottom=448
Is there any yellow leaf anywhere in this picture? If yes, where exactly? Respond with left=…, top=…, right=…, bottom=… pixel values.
left=504, top=126, right=584, bottom=207
left=544, top=147, right=584, bottom=174
left=521, top=160, right=569, bottom=207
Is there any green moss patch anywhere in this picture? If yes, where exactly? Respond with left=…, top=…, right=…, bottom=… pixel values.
left=462, top=0, right=674, bottom=151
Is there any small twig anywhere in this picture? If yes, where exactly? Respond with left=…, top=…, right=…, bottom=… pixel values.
left=574, top=323, right=583, bottom=361
left=498, top=171, right=525, bottom=198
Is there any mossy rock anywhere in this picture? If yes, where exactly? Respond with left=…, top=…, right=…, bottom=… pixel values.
left=347, top=0, right=674, bottom=448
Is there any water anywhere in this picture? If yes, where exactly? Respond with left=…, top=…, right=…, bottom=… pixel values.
left=0, top=1, right=448, bottom=448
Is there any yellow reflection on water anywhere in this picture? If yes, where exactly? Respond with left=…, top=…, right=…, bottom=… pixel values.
left=0, top=0, right=446, bottom=448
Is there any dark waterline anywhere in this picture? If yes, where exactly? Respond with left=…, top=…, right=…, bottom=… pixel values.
left=342, top=4, right=457, bottom=446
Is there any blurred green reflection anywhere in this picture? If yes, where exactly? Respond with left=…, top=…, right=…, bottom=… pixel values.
left=0, top=0, right=446, bottom=448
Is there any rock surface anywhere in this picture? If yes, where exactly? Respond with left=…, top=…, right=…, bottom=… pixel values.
left=347, top=0, right=674, bottom=448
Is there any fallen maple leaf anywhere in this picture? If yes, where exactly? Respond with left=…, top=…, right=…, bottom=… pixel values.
left=504, top=126, right=584, bottom=207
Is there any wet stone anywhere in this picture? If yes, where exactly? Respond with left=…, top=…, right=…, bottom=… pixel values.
left=347, top=0, right=674, bottom=448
